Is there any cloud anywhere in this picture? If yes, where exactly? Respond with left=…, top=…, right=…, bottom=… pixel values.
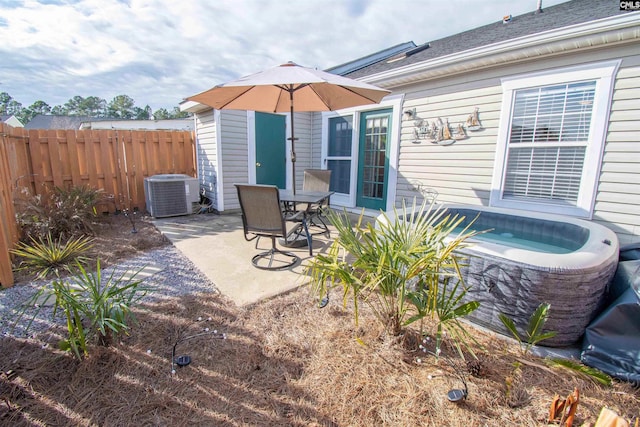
left=0, top=0, right=570, bottom=111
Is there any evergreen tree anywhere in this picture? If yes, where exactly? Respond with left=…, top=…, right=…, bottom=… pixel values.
left=152, top=107, right=170, bottom=119
left=0, top=92, right=12, bottom=114
left=107, top=95, right=136, bottom=119
left=18, top=100, right=51, bottom=123
left=0, top=91, right=189, bottom=124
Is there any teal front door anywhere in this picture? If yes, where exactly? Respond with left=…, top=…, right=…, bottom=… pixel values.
left=255, top=112, right=286, bottom=188
left=356, top=109, right=392, bottom=210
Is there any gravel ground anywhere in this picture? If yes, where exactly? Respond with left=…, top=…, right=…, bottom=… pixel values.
left=0, top=245, right=219, bottom=339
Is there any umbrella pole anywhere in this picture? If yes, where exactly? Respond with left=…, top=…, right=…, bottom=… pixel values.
left=288, top=89, right=297, bottom=195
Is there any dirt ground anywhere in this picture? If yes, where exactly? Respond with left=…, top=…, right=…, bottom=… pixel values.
left=1, top=216, right=638, bottom=426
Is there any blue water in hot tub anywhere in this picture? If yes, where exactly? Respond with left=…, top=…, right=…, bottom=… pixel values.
left=455, top=227, right=575, bottom=254
left=447, top=208, right=589, bottom=255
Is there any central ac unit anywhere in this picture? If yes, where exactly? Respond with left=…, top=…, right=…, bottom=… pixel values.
left=144, top=174, right=200, bottom=218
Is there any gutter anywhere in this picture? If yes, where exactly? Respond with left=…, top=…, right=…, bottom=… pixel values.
left=180, top=99, right=210, bottom=114
left=359, top=13, right=640, bottom=88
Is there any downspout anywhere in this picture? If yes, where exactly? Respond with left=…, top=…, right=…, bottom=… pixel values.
left=192, top=113, right=200, bottom=183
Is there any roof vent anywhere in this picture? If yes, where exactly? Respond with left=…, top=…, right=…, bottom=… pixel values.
left=406, top=43, right=430, bottom=56
left=386, top=43, right=430, bottom=63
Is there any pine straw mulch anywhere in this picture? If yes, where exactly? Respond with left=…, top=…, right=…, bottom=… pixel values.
left=1, top=285, right=638, bottom=427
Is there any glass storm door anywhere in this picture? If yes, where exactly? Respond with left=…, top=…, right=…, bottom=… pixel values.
left=356, top=109, right=391, bottom=210
left=255, top=112, right=286, bottom=188
left=326, top=116, right=353, bottom=196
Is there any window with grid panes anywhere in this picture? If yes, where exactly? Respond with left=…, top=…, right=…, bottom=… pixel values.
left=491, top=61, right=619, bottom=217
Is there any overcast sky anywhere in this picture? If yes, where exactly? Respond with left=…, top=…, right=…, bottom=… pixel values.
left=0, top=0, right=571, bottom=112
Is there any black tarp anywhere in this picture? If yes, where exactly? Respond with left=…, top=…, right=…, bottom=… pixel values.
left=581, top=244, right=640, bottom=384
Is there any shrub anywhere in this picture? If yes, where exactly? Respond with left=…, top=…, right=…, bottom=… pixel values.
left=499, top=302, right=558, bottom=355
left=15, top=185, right=104, bottom=241
left=19, top=260, right=148, bottom=359
left=10, top=233, right=93, bottom=279
left=306, top=199, right=481, bottom=356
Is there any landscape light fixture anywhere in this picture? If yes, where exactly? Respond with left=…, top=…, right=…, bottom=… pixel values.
left=447, top=379, right=468, bottom=403
left=318, top=292, right=329, bottom=308
left=170, top=327, right=226, bottom=374
left=444, top=357, right=469, bottom=403
left=430, top=351, right=469, bottom=403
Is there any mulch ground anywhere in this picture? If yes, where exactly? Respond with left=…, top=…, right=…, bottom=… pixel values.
left=1, top=215, right=638, bottom=426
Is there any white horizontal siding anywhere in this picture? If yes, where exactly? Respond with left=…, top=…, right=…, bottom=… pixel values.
left=220, top=110, right=248, bottom=211
left=396, top=84, right=502, bottom=208
left=290, top=112, right=313, bottom=191
left=311, top=112, right=323, bottom=169
left=195, top=110, right=218, bottom=209
left=595, top=63, right=640, bottom=245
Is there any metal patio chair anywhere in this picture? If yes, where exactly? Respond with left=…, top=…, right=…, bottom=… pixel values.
left=302, top=169, right=332, bottom=235
left=235, top=184, right=300, bottom=270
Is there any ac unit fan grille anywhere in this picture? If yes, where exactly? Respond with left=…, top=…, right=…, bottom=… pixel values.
left=148, top=181, right=188, bottom=217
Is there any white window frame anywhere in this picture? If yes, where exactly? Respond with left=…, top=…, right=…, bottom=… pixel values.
left=490, top=60, right=620, bottom=218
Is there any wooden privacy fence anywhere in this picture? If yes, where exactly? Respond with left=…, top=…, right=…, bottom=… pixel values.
left=0, top=123, right=196, bottom=287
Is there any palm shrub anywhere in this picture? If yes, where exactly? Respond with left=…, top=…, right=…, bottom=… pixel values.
left=19, top=260, right=148, bottom=359
left=498, top=302, right=558, bottom=355
left=10, top=233, right=93, bottom=279
left=306, top=199, right=481, bottom=356
left=72, top=260, right=148, bottom=347
left=498, top=305, right=611, bottom=386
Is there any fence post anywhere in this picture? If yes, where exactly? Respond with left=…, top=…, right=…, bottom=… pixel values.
left=0, top=124, right=18, bottom=287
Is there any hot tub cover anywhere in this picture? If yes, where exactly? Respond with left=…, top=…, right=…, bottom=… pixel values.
left=581, top=257, right=640, bottom=384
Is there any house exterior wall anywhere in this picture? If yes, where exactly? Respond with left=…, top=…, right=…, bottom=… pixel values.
left=194, top=109, right=218, bottom=209
left=219, top=110, right=249, bottom=211
left=290, top=112, right=315, bottom=191
left=398, top=84, right=500, bottom=207
left=597, top=62, right=640, bottom=243
left=311, top=112, right=323, bottom=168
left=81, top=119, right=193, bottom=131
left=393, top=44, right=640, bottom=244
left=2, top=115, right=23, bottom=128
left=191, top=108, right=318, bottom=212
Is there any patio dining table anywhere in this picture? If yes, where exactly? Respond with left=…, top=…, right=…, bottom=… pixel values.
left=278, top=189, right=334, bottom=255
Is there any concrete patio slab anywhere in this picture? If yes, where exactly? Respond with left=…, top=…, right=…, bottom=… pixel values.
left=152, top=213, right=335, bottom=307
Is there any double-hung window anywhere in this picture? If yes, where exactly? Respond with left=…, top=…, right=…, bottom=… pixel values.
left=490, top=61, right=619, bottom=218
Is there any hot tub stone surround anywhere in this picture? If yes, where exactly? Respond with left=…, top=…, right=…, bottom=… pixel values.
left=387, top=204, right=620, bottom=348
left=455, top=246, right=618, bottom=347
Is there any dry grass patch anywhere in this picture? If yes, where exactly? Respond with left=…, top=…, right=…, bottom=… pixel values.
left=1, top=287, right=638, bottom=426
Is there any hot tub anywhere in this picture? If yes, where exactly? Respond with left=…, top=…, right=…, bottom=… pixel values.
left=387, top=204, right=619, bottom=347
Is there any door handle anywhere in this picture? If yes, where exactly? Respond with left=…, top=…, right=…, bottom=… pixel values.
left=256, top=162, right=261, bottom=167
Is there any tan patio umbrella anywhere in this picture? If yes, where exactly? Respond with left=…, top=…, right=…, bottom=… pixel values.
left=187, top=61, right=390, bottom=193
